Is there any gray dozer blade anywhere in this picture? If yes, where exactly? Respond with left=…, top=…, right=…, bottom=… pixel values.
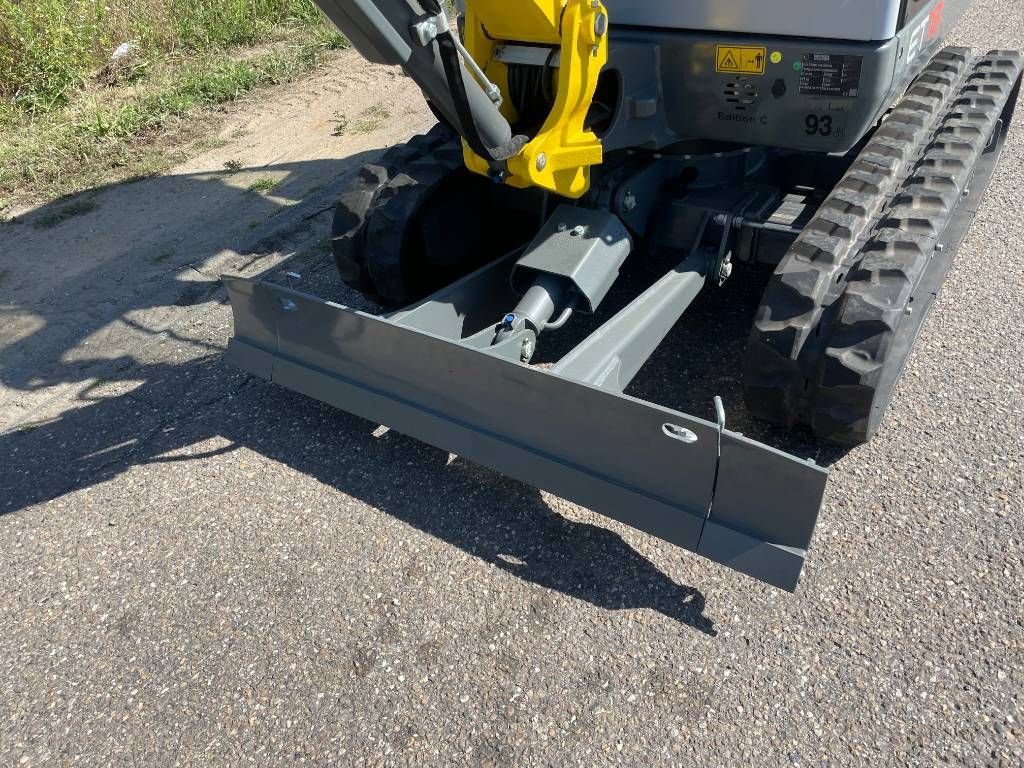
left=223, top=265, right=828, bottom=591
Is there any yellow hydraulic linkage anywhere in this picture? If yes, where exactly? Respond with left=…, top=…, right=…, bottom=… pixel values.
left=460, top=0, right=609, bottom=197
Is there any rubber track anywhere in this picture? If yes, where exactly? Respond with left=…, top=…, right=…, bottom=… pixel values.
left=331, top=122, right=457, bottom=301
left=743, top=48, right=972, bottom=427
left=812, top=50, right=1023, bottom=444
left=364, top=142, right=466, bottom=305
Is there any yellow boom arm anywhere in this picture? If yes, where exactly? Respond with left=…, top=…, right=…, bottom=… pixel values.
left=460, top=0, right=609, bottom=198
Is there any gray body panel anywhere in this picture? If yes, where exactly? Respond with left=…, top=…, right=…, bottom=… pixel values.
left=605, top=0, right=903, bottom=42
left=311, top=0, right=971, bottom=157
left=600, top=0, right=972, bottom=155
left=601, top=32, right=901, bottom=154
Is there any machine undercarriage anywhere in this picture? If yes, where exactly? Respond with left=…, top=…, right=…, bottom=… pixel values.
left=224, top=0, right=1023, bottom=589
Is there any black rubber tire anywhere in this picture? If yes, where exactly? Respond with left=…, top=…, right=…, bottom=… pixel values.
left=744, top=49, right=1022, bottom=446
left=331, top=123, right=455, bottom=301
left=331, top=123, right=539, bottom=307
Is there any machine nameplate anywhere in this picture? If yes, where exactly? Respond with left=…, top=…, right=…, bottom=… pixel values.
left=798, top=53, right=864, bottom=97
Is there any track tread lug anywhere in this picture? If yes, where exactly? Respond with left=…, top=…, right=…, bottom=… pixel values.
left=743, top=46, right=980, bottom=431
left=748, top=46, right=1023, bottom=444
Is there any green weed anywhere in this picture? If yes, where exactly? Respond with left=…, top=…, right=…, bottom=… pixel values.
left=192, top=135, right=231, bottom=151
left=352, top=104, right=390, bottom=134
left=248, top=177, right=278, bottom=193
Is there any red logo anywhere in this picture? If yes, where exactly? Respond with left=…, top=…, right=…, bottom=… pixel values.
left=928, top=0, right=945, bottom=39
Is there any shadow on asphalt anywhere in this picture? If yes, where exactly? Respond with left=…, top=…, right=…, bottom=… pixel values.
left=0, top=155, right=847, bottom=637
left=0, top=153, right=378, bottom=394
left=0, top=350, right=717, bottom=635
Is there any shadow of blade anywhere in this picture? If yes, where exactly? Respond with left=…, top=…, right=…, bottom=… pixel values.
left=0, top=352, right=715, bottom=636
left=480, top=503, right=718, bottom=635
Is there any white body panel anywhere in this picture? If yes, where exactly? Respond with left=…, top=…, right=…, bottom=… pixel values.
left=604, top=0, right=903, bottom=42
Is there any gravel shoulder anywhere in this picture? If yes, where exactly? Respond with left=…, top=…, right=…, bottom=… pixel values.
left=1, top=9, right=1023, bottom=767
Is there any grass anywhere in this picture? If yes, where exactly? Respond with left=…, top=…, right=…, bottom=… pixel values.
left=331, top=104, right=391, bottom=137
left=222, top=158, right=243, bottom=173
left=1, top=1, right=327, bottom=112
left=247, top=177, right=278, bottom=193
left=351, top=104, right=390, bottom=134
left=331, top=113, right=349, bottom=136
left=0, top=1, right=347, bottom=212
left=192, top=135, right=231, bottom=151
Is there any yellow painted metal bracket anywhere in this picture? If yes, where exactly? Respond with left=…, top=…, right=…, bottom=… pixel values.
left=461, top=0, right=609, bottom=198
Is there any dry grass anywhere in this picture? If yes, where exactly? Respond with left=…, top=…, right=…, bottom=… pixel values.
left=0, top=0, right=327, bottom=111
left=0, top=1, right=346, bottom=213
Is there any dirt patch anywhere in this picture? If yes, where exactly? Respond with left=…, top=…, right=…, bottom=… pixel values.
left=0, top=49, right=432, bottom=432
left=32, top=198, right=100, bottom=230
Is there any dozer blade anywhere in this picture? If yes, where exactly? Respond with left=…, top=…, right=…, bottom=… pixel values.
left=223, top=274, right=828, bottom=591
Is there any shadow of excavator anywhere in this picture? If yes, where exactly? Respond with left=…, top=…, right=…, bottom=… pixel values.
left=0, top=147, right=844, bottom=637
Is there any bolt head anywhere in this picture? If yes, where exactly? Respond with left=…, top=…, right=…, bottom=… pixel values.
left=535, top=153, right=547, bottom=171
left=520, top=337, right=535, bottom=362
left=485, top=83, right=503, bottom=107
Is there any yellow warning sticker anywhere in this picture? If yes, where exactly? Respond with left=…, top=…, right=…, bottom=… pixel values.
left=715, top=45, right=767, bottom=75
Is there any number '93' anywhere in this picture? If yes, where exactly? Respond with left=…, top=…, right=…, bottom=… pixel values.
left=805, top=113, right=833, bottom=136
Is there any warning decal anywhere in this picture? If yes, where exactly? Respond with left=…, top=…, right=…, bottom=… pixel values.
left=715, top=45, right=766, bottom=75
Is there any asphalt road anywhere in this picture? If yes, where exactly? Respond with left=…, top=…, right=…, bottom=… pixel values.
left=2, top=3, right=1023, bottom=765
